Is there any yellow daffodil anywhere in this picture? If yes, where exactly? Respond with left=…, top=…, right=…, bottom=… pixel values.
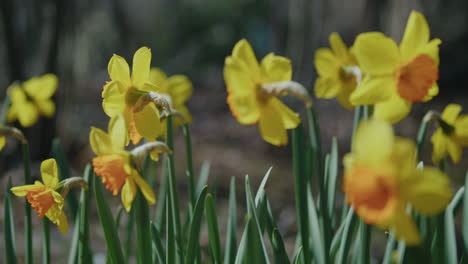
left=314, top=32, right=358, bottom=109
left=102, top=47, right=163, bottom=145
left=351, top=11, right=440, bottom=123
left=343, top=119, right=452, bottom=245
left=7, top=74, right=57, bottom=127
left=90, top=115, right=156, bottom=212
left=224, top=39, right=303, bottom=146
left=11, top=159, right=68, bottom=233
left=431, top=104, right=468, bottom=164
left=148, top=68, right=193, bottom=126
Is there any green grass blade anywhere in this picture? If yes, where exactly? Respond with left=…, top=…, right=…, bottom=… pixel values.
left=327, top=137, right=338, bottom=227
left=21, top=143, right=33, bottom=264
left=151, top=222, right=166, bottom=264
left=78, top=165, right=93, bottom=264
left=94, top=174, right=125, bottom=264
left=135, top=191, right=152, bottom=264
left=234, top=226, right=248, bottom=264
left=292, top=247, right=303, bottom=264
left=335, top=207, right=358, bottom=264
left=271, top=228, right=290, bottom=264
left=67, top=213, right=80, bottom=264
left=329, top=218, right=344, bottom=260
left=205, top=194, right=223, bottom=263
left=445, top=187, right=465, bottom=264
left=185, top=186, right=208, bottom=264
left=292, top=125, right=311, bottom=263
left=382, top=232, right=396, bottom=264
left=224, top=177, right=237, bottom=264
left=42, top=219, right=51, bottom=264
left=4, top=177, right=17, bottom=264
left=463, top=171, right=468, bottom=257
left=196, top=161, right=211, bottom=196
left=183, top=124, right=196, bottom=216
left=306, top=185, right=326, bottom=264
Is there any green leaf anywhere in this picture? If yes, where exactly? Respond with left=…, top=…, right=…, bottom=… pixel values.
left=166, top=198, right=176, bottom=264
left=115, top=206, right=124, bottom=229
left=78, top=165, right=93, bottom=264
left=306, top=185, right=326, bottom=264
left=357, top=219, right=371, bottom=264
left=183, top=124, right=196, bottom=216
left=205, top=194, right=223, bottom=263
left=135, top=191, right=152, bottom=264
left=196, top=161, right=211, bottom=197
left=94, top=174, right=125, bottom=264
left=445, top=187, right=465, bottom=264
left=381, top=232, right=396, bottom=264
left=463, top=171, right=468, bottom=257
left=335, top=207, right=358, bottom=264
left=124, top=209, right=135, bottom=264
left=67, top=213, right=81, bottom=264
left=326, top=137, right=338, bottom=226
left=154, top=157, right=167, bottom=232
left=42, top=218, right=51, bottom=264
left=185, top=186, right=208, bottom=264
left=151, top=222, right=166, bottom=264
left=21, top=143, right=33, bottom=264
left=4, top=177, right=17, bottom=264
left=224, top=177, right=237, bottom=264
left=292, top=247, right=303, bottom=264
left=329, top=218, right=345, bottom=260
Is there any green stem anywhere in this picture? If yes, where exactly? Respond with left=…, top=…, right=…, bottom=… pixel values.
left=42, top=219, right=51, bottom=264
left=78, top=165, right=93, bottom=264
left=183, top=124, right=196, bottom=217
left=124, top=209, right=134, bottom=264
left=135, top=191, right=152, bottom=264
left=358, top=220, right=370, bottom=264
left=22, top=143, right=33, bottom=264
left=363, top=105, right=373, bottom=120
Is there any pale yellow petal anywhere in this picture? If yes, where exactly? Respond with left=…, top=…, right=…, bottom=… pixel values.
left=121, top=178, right=137, bottom=212
left=431, top=130, right=447, bottom=164
left=132, top=47, right=152, bottom=88
left=422, top=82, right=439, bottom=102
left=108, top=114, right=127, bottom=151
left=132, top=170, right=156, bottom=205
left=89, top=127, right=113, bottom=156
left=57, top=211, right=68, bottom=233
left=314, top=48, right=337, bottom=77
left=148, top=68, right=168, bottom=92
left=350, top=76, right=394, bottom=105
left=227, top=93, right=260, bottom=124
left=167, top=75, right=192, bottom=105
left=373, top=94, right=412, bottom=124
left=108, top=54, right=131, bottom=85
left=232, top=39, right=260, bottom=78
left=23, top=74, right=58, bottom=100
left=41, top=158, right=59, bottom=189
left=400, top=11, right=430, bottom=61
left=391, top=207, right=420, bottom=246
left=134, top=103, right=162, bottom=140
left=36, top=100, right=55, bottom=117
left=0, top=136, right=5, bottom=150
left=329, top=32, right=348, bottom=59
left=419, top=39, right=441, bottom=65
left=353, top=32, right=400, bottom=75
left=353, top=119, right=394, bottom=164
left=224, top=56, right=256, bottom=96
left=270, top=98, right=300, bottom=129
left=314, top=76, right=341, bottom=99
left=447, top=137, right=462, bottom=163
left=441, top=104, right=461, bottom=124
left=260, top=53, right=292, bottom=82
left=258, top=103, right=288, bottom=146
left=102, top=81, right=126, bottom=117
left=455, top=116, right=468, bottom=144
left=11, top=184, right=42, bottom=196
left=17, top=102, right=39, bottom=127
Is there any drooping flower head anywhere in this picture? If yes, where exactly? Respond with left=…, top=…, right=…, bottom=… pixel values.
left=102, top=47, right=163, bottom=145
left=343, top=119, right=452, bottom=245
left=90, top=114, right=163, bottom=212
left=314, top=32, right=358, bottom=109
left=11, top=159, right=69, bottom=233
left=224, top=39, right=310, bottom=146
left=351, top=11, right=440, bottom=123
left=148, top=68, right=193, bottom=127
left=7, top=74, right=58, bottom=127
left=431, top=104, right=468, bottom=164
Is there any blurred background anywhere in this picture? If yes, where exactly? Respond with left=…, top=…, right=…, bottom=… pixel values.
left=1, top=0, right=468, bottom=262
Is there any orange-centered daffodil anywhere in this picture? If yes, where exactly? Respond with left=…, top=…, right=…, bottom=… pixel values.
left=343, top=119, right=452, bottom=245
left=7, top=74, right=58, bottom=127
left=11, top=159, right=68, bottom=233
left=102, top=47, right=163, bottom=145
left=431, top=104, right=468, bottom=164
left=224, top=39, right=303, bottom=146
left=148, top=68, right=193, bottom=126
left=90, top=115, right=156, bottom=212
left=351, top=11, right=440, bottom=123
left=314, top=32, right=358, bottom=109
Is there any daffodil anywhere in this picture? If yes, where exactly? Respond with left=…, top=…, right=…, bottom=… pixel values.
left=224, top=39, right=311, bottom=146
left=431, top=104, right=468, bottom=164
left=11, top=159, right=69, bottom=233
left=343, top=119, right=452, bottom=245
left=147, top=68, right=193, bottom=126
left=314, top=32, right=358, bottom=109
left=102, top=47, right=164, bottom=145
left=7, top=74, right=58, bottom=127
left=90, top=115, right=160, bottom=212
left=351, top=11, right=440, bottom=123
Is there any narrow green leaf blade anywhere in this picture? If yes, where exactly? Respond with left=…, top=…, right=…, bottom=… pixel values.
left=224, top=177, right=237, bottom=264
left=445, top=187, right=465, bottom=264
left=151, top=222, right=166, bottom=264
left=205, top=194, right=223, bottom=263
left=463, top=171, right=468, bottom=257
left=185, top=186, right=208, bottom=264
left=327, top=137, right=338, bottom=225
left=4, top=177, right=17, bottom=264
left=78, top=165, right=93, bottom=264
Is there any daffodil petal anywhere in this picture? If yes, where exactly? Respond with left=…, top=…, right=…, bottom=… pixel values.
left=108, top=54, right=131, bottom=85
left=89, top=127, right=113, bottom=156
left=400, top=11, right=430, bottom=61
left=36, top=100, right=55, bottom=117
left=431, top=129, right=447, bottom=164
left=132, top=47, right=152, bottom=88
left=353, top=119, right=394, bottom=164
left=23, top=74, right=58, bottom=100
left=270, top=98, right=300, bottom=129
left=102, top=81, right=126, bottom=117
left=404, top=167, right=452, bottom=216
left=419, top=38, right=441, bottom=65
left=224, top=56, right=256, bottom=96
left=227, top=93, right=260, bottom=125
left=258, top=103, right=288, bottom=146
left=11, top=184, right=42, bottom=196
left=330, top=32, right=348, bottom=59
left=373, top=94, right=412, bottom=124
left=350, top=76, right=394, bottom=105
left=447, top=137, right=462, bottom=163
left=41, top=158, right=59, bottom=189
left=167, top=75, right=192, bottom=105
left=441, top=104, right=461, bottom=124
left=391, top=207, right=420, bottom=246
left=121, top=178, right=137, bottom=212
left=336, top=81, right=355, bottom=110
left=174, top=105, right=192, bottom=125
left=455, top=116, right=468, bottom=144
left=353, top=32, right=399, bottom=75
left=108, top=114, right=127, bottom=151
left=314, top=76, right=341, bottom=99
left=314, top=48, right=337, bottom=76
left=148, top=68, right=168, bottom=92
left=17, top=102, right=39, bottom=127
left=132, top=170, right=156, bottom=205
left=232, top=39, right=260, bottom=78
left=260, top=53, right=292, bottom=82
left=0, top=136, right=5, bottom=151
left=422, top=82, right=439, bottom=102
left=57, top=210, right=68, bottom=233
left=134, top=103, right=162, bottom=140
